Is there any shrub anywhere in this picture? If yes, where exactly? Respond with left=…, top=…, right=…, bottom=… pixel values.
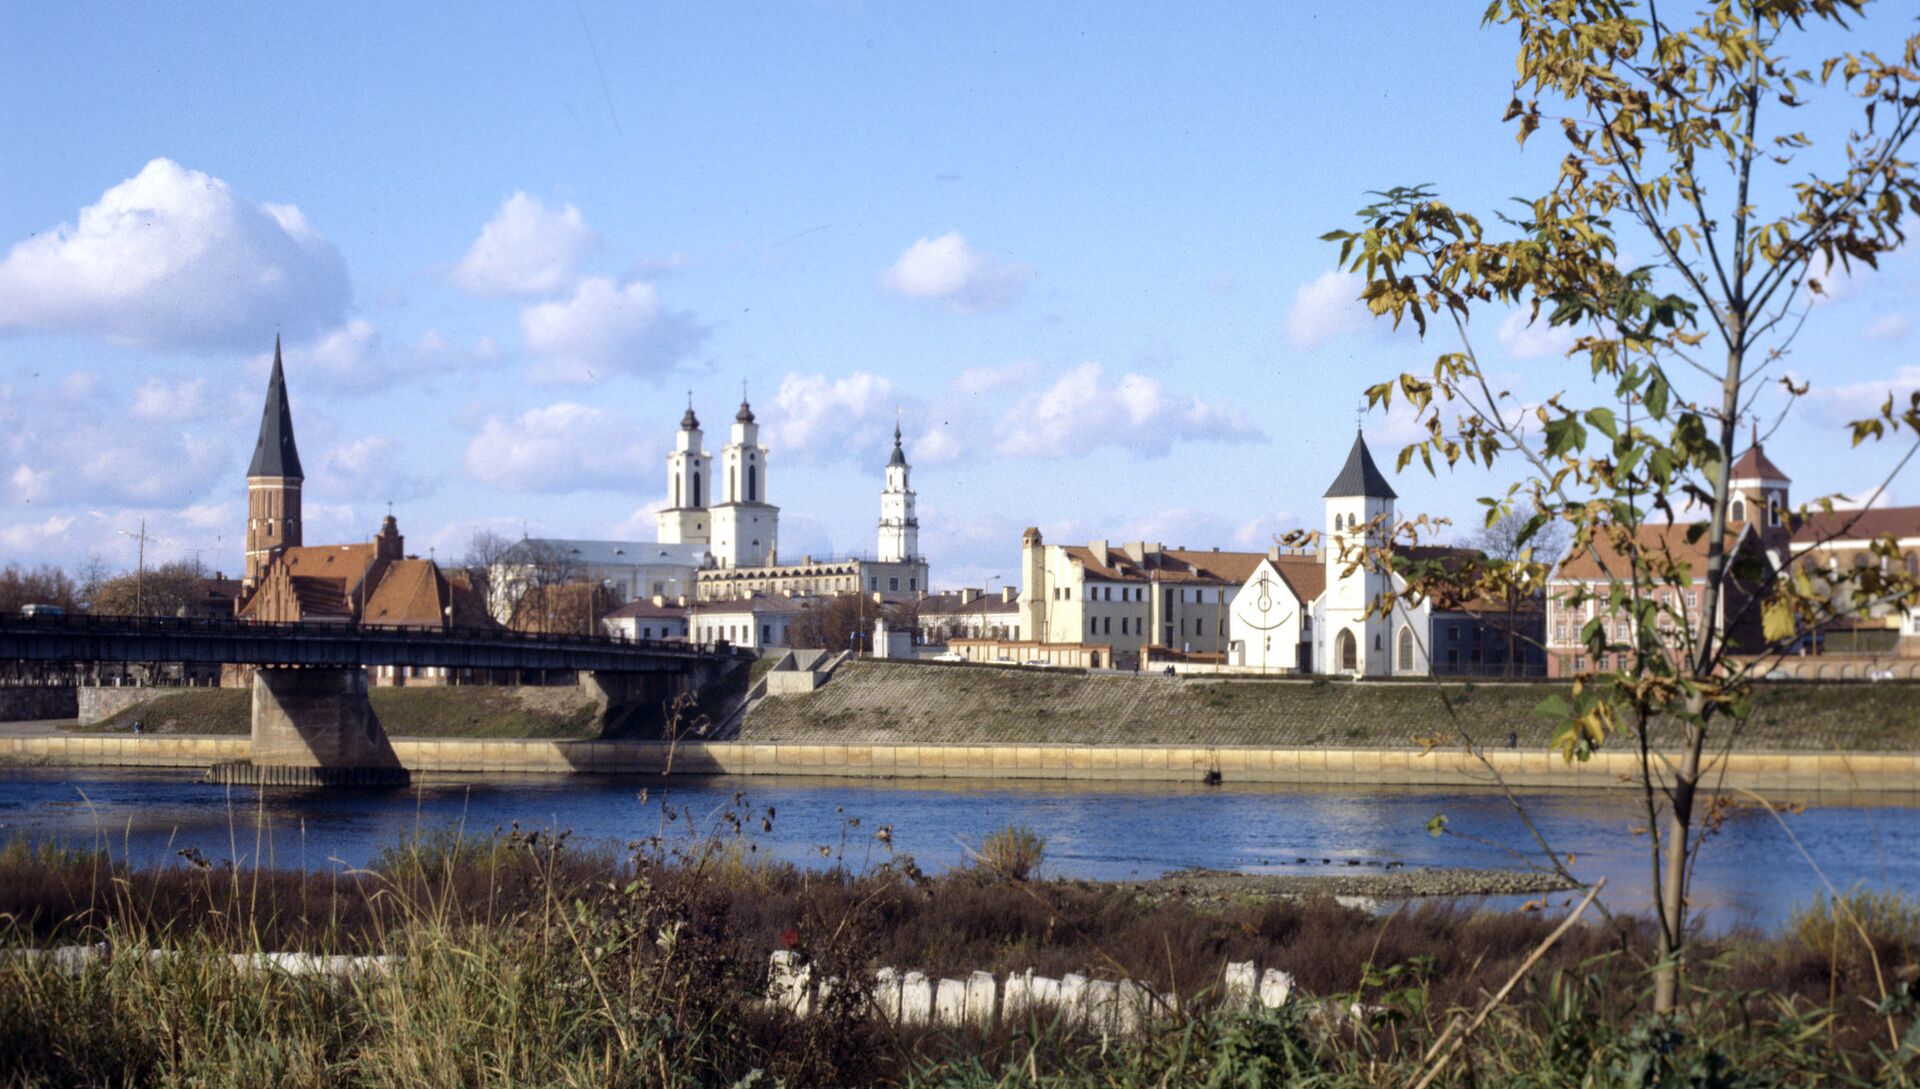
left=976, top=824, right=1045, bottom=881
left=1788, top=886, right=1920, bottom=970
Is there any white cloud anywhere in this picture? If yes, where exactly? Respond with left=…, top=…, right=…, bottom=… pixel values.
left=1283, top=270, right=1370, bottom=349
left=0, top=158, right=349, bottom=350
left=452, top=191, right=599, bottom=297
left=463, top=402, right=659, bottom=492
left=130, top=377, right=217, bottom=421
left=253, top=320, right=499, bottom=394
left=520, top=277, right=707, bottom=383
left=609, top=499, right=671, bottom=540
left=767, top=372, right=906, bottom=460
left=315, top=436, right=430, bottom=503
left=1, top=370, right=229, bottom=506
left=1805, top=364, right=1920, bottom=423
left=881, top=232, right=1031, bottom=314
left=1496, top=308, right=1578, bottom=361
left=1862, top=313, right=1911, bottom=342
left=996, top=362, right=1263, bottom=459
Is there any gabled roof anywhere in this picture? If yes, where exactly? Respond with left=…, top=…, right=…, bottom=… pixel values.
left=361, top=559, right=446, bottom=628
left=1790, top=505, right=1920, bottom=547
left=247, top=338, right=304, bottom=479
left=1061, top=545, right=1269, bottom=585
left=1323, top=430, right=1396, bottom=499
left=605, top=599, right=689, bottom=620
left=1553, top=522, right=1753, bottom=584
left=1730, top=443, right=1790, bottom=484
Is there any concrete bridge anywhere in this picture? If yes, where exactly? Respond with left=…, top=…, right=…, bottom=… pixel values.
left=0, top=613, right=753, bottom=786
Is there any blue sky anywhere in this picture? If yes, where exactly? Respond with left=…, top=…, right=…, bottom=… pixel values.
left=3, top=2, right=1917, bottom=588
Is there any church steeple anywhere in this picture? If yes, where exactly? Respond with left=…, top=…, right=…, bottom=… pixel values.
left=244, top=337, right=305, bottom=587
left=248, top=336, right=304, bottom=479
left=877, top=419, right=917, bottom=563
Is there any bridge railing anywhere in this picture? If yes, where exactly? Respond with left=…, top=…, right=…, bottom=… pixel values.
left=0, top=611, right=754, bottom=661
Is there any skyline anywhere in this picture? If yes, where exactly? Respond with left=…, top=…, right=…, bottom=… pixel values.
left=5, top=3, right=1919, bottom=589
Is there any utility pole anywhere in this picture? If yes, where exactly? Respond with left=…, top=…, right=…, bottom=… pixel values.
left=118, top=520, right=151, bottom=616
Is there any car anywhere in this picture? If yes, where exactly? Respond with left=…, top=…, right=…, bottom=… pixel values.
left=19, top=603, right=65, bottom=618
left=1021, top=658, right=1050, bottom=668
left=928, top=650, right=965, bottom=663
left=1869, top=668, right=1895, bottom=682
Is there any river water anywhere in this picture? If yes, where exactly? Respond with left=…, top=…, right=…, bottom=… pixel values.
left=1, top=768, right=1913, bottom=932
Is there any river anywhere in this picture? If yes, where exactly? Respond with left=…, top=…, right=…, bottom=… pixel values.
left=2, top=768, right=1913, bottom=932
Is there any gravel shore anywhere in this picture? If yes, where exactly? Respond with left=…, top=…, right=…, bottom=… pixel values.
left=1129, top=866, right=1580, bottom=905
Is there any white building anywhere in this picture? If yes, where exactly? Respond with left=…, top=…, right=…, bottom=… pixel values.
left=877, top=422, right=919, bottom=563
left=709, top=398, right=779, bottom=569
left=601, top=598, right=690, bottom=642
left=489, top=538, right=707, bottom=623
left=690, top=595, right=806, bottom=650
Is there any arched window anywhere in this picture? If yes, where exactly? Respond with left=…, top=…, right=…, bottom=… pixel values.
left=673, top=476, right=680, bottom=507
left=692, top=475, right=701, bottom=507
left=1336, top=629, right=1358, bottom=672
left=1768, top=496, right=1781, bottom=528
left=747, top=465, right=758, bottom=502
left=1397, top=626, right=1415, bottom=672
left=1730, top=498, right=1745, bottom=523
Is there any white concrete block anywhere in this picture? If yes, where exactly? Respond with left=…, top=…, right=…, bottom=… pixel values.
left=900, top=971, right=933, bottom=1024
left=1002, top=970, right=1034, bottom=1019
left=1113, top=980, right=1149, bottom=1033
left=1258, top=968, right=1294, bottom=1009
left=872, top=967, right=902, bottom=1023
left=1031, top=974, right=1062, bottom=1016
left=965, top=970, right=997, bottom=1026
left=1083, top=978, right=1118, bottom=1031
left=934, top=978, right=968, bottom=1025
left=768, top=950, right=812, bottom=1016
left=1224, top=961, right=1257, bottom=1008
left=1059, top=973, right=1089, bottom=1026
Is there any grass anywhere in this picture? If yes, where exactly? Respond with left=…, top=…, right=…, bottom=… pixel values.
left=2, top=813, right=1916, bottom=1087
left=82, top=685, right=602, bottom=739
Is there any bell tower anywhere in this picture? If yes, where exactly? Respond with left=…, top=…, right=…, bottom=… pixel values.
left=657, top=395, right=711, bottom=546
left=877, top=421, right=919, bottom=563
left=709, top=391, right=779, bottom=567
left=244, top=337, right=304, bottom=587
left=1319, top=430, right=1396, bottom=675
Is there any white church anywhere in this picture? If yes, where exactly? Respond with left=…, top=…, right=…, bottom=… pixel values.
left=491, top=395, right=930, bottom=617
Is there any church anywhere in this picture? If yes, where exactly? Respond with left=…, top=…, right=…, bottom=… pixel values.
left=492, top=395, right=931, bottom=621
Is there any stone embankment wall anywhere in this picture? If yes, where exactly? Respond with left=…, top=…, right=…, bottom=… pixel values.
left=741, top=660, right=1920, bottom=752
left=3, top=734, right=1915, bottom=793
left=0, top=687, right=79, bottom=722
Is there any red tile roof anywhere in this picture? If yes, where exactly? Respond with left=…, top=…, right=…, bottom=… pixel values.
left=1729, top=443, right=1790, bottom=483
left=1790, top=506, right=1920, bottom=546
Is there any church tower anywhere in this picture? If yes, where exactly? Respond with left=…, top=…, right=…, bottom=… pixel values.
left=876, top=421, right=919, bottom=563
left=657, top=398, right=711, bottom=546
left=709, top=394, right=779, bottom=567
left=244, top=338, right=304, bottom=588
left=1319, top=430, right=1396, bottom=675
left=1728, top=426, right=1791, bottom=548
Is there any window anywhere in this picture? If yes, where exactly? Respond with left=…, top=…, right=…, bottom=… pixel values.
left=1396, top=626, right=1415, bottom=671
left=761, top=624, right=771, bottom=643
left=1090, top=618, right=1098, bottom=636
left=1337, top=629, right=1358, bottom=671
left=1768, top=496, right=1781, bottom=528
left=1121, top=618, right=1129, bottom=635
left=693, top=476, right=701, bottom=506
left=889, top=577, right=899, bottom=592
left=909, top=578, right=917, bottom=590
left=1731, top=498, right=1745, bottom=523
left=1103, top=617, right=1111, bottom=635
left=870, top=577, right=878, bottom=590
left=747, top=465, right=757, bottom=502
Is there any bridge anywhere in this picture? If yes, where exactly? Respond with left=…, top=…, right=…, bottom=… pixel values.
left=0, top=613, right=753, bottom=786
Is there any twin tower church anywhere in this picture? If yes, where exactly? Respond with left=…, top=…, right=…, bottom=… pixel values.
left=235, top=340, right=930, bottom=623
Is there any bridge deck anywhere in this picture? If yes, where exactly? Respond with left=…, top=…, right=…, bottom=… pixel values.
left=0, top=614, right=752, bottom=673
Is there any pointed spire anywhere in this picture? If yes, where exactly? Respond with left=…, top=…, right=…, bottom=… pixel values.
left=736, top=379, right=755, bottom=423
left=680, top=389, right=700, bottom=430
left=247, top=336, right=303, bottom=479
left=888, top=416, right=908, bottom=468
left=1322, top=429, right=1395, bottom=499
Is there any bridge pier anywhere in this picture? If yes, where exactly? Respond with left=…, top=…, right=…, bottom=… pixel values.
left=215, top=667, right=409, bottom=787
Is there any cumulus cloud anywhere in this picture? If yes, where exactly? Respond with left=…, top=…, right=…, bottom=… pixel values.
left=2, top=370, right=228, bottom=507
left=520, top=277, right=707, bottom=383
left=996, top=362, right=1263, bottom=459
left=130, top=377, right=217, bottom=421
left=1805, top=364, right=1920, bottom=423
left=452, top=192, right=599, bottom=297
left=1496, top=308, right=1579, bottom=361
left=881, top=232, right=1031, bottom=314
left=463, top=402, right=659, bottom=492
left=0, top=158, right=349, bottom=350
left=1283, top=270, right=1371, bottom=349
left=314, top=436, right=430, bottom=503
left=256, top=320, right=499, bottom=394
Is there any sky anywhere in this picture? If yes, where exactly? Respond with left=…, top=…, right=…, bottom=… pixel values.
left=3, top=2, right=1918, bottom=590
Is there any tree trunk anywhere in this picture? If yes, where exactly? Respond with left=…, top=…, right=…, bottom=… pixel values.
left=1653, top=713, right=1707, bottom=1013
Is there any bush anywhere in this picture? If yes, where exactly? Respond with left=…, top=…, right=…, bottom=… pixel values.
left=976, top=824, right=1045, bottom=881
left=1788, top=886, right=1920, bottom=970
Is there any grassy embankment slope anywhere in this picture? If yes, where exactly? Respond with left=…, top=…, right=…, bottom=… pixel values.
left=90, top=686, right=600, bottom=740
left=741, top=660, right=1920, bottom=751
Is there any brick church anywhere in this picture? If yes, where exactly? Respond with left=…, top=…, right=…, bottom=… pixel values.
left=232, top=340, right=490, bottom=640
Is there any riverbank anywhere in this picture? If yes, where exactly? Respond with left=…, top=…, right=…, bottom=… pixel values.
left=76, top=684, right=602, bottom=739
left=0, top=834, right=1905, bottom=1086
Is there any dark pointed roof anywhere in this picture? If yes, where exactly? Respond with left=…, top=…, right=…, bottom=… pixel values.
left=888, top=421, right=907, bottom=468
left=1322, top=430, right=1395, bottom=499
left=1730, top=443, right=1790, bottom=483
left=247, top=337, right=303, bottom=479
left=680, top=393, right=700, bottom=430
left=735, top=399, right=755, bottom=424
